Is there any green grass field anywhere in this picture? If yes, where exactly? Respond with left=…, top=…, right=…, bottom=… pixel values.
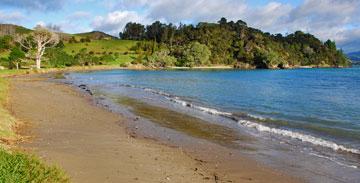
left=64, top=40, right=138, bottom=54
left=64, top=40, right=139, bottom=66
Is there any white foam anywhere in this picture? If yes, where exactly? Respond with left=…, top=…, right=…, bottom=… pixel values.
left=247, top=114, right=266, bottom=121
left=193, top=105, right=232, bottom=116
left=238, top=119, right=360, bottom=155
left=309, top=153, right=358, bottom=169
left=169, top=97, right=232, bottom=116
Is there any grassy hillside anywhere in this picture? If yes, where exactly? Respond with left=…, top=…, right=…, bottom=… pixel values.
left=63, top=40, right=139, bottom=65
left=0, top=24, right=32, bottom=36
left=64, top=40, right=136, bottom=53
left=74, top=31, right=117, bottom=40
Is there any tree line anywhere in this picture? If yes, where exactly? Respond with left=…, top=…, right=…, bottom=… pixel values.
left=120, top=18, right=350, bottom=68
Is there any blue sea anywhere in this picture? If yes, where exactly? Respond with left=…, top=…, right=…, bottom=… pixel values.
left=67, top=67, right=360, bottom=182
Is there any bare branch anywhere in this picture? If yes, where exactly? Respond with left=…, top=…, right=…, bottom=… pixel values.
left=14, top=34, right=32, bottom=50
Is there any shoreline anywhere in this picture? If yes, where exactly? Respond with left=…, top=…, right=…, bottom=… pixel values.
left=8, top=73, right=302, bottom=182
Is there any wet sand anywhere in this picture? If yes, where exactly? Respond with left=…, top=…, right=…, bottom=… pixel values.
left=8, top=75, right=301, bottom=183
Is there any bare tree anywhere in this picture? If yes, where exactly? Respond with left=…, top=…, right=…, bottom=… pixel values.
left=15, top=25, right=59, bottom=69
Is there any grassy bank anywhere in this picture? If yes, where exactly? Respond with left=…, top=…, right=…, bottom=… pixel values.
left=0, top=76, right=17, bottom=143
left=0, top=149, right=68, bottom=182
left=0, top=71, right=69, bottom=182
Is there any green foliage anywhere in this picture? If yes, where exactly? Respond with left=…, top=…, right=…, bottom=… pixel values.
left=8, top=47, right=25, bottom=62
left=0, top=36, right=13, bottom=50
left=80, top=37, right=91, bottom=43
left=120, top=18, right=350, bottom=68
left=74, top=48, right=90, bottom=66
left=55, top=40, right=65, bottom=49
left=8, top=47, right=25, bottom=69
left=324, top=39, right=336, bottom=50
left=147, top=49, right=177, bottom=67
left=0, top=149, right=69, bottom=183
left=46, top=48, right=76, bottom=68
left=99, top=54, right=116, bottom=64
left=68, top=36, right=78, bottom=43
left=120, top=22, right=145, bottom=40
left=181, top=42, right=211, bottom=67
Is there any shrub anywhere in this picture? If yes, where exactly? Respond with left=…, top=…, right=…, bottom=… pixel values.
left=147, top=49, right=176, bottom=67
left=181, top=42, right=211, bottom=67
left=46, top=48, right=76, bottom=67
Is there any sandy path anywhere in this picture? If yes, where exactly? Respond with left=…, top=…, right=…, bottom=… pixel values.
left=9, top=77, right=213, bottom=183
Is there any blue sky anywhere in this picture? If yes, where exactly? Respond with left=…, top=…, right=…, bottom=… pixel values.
left=0, top=0, right=359, bottom=52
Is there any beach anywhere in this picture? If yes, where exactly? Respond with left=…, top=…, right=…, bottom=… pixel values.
left=7, top=74, right=302, bottom=183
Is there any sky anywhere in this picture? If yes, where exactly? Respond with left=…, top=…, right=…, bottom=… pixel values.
left=0, top=0, right=359, bottom=52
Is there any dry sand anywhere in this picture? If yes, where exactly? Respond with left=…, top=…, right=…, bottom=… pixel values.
left=8, top=75, right=301, bottom=183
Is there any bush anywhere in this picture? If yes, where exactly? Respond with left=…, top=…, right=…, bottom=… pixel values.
left=147, top=49, right=176, bottom=67
left=0, top=36, right=13, bottom=50
left=100, top=54, right=115, bottom=63
left=181, top=42, right=211, bottom=67
left=120, top=62, right=129, bottom=67
left=46, top=48, right=76, bottom=67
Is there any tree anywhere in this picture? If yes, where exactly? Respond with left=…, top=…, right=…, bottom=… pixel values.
left=120, top=19, right=350, bottom=68
left=46, top=48, right=75, bottom=67
left=218, top=17, right=227, bottom=27
left=146, top=21, right=165, bottom=42
left=324, top=39, right=336, bottom=50
left=120, top=22, right=145, bottom=40
left=74, top=48, right=89, bottom=66
left=182, top=42, right=211, bottom=67
left=8, top=47, right=25, bottom=69
left=147, top=49, right=176, bottom=68
left=0, top=35, right=13, bottom=50
left=15, top=26, right=59, bottom=69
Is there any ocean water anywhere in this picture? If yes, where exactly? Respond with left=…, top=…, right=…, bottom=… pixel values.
left=67, top=67, right=360, bottom=182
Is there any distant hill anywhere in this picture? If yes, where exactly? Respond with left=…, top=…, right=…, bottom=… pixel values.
left=74, top=31, right=118, bottom=40
left=0, top=24, right=32, bottom=36
left=0, top=24, right=117, bottom=41
left=347, top=51, right=360, bottom=61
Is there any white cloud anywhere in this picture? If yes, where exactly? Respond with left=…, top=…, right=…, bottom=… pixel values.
left=278, top=0, right=360, bottom=51
left=35, top=21, right=46, bottom=27
left=0, top=0, right=67, bottom=11
left=91, top=10, right=149, bottom=35
left=67, top=11, right=91, bottom=21
left=0, top=11, right=24, bottom=24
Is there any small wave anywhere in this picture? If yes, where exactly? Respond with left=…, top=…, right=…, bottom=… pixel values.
left=169, top=97, right=232, bottom=116
left=238, top=119, right=360, bottom=155
left=246, top=114, right=266, bottom=121
left=118, top=84, right=360, bottom=155
left=309, top=153, right=358, bottom=169
left=119, top=84, right=173, bottom=97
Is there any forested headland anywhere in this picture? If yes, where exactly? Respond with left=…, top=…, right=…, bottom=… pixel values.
left=121, top=18, right=350, bottom=69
